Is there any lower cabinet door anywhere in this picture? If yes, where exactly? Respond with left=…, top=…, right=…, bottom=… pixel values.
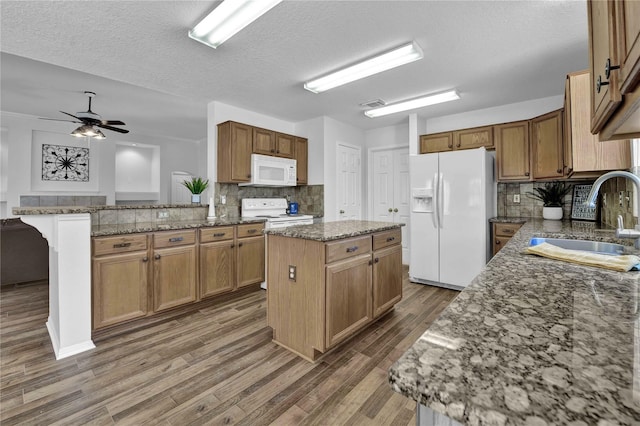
left=236, top=235, right=265, bottom=288
left=153, top=245, right=197, bottom=312
left=92, top=251, right=149, bottom=329
left=200, top=240, right=235, bottom=298
left=325, top=253, right=373, bottom=348
left=372, top=244, right=403, bottom=318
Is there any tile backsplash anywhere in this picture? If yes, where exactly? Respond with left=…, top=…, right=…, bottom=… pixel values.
left=497, top=180, right=634, bottom=228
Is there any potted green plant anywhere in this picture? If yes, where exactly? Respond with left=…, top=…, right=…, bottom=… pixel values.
left=527, top=181, right=572, bottom=220
left=181, top=177, right=209, bottom=204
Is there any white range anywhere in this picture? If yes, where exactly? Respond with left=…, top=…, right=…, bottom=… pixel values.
left=241, top=198, right=314, bottom=229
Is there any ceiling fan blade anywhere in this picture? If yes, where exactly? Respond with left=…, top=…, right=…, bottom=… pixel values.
left=98, top=124, right=129, bottom=134
left=60, top=111, right=82, bottom=120
left=101, top=120, right=126, bottom=126
left=39, top=117, right=81, bottom=123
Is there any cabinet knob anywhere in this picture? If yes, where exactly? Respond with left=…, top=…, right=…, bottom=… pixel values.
left=142, top=257, right=149, bottom=262
left=556, top=168, right=562, bottom=173
left=238, top=242, right=243, bottom=247
left=524, top=172, right=530, bottom=176
left=456, top=142, right=461, bottom=148
left=154, top=254, right=161, bottom=260
left=448, top=143, right=453, bottom=148
left=270, top=149, right=275, bottom=153
left=605, top=58, right=620, bottom=79
left=393, top=208, right=398, bottom=213
left=247, top=174, right=251, bottom=178
left=388, top=208, right=393, bottom=213
left=496, top=240, right=501, bottom=245
left=230, top=244, right=235, bottom=248
left=374, top=257, right=379, bottom=263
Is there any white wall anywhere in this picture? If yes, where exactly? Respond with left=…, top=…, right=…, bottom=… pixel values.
left=0, top=111, right=201, bottom=217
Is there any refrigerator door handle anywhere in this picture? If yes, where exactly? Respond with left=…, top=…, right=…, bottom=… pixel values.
left=437, top=172, right=444, bottom=229
left=431, top=172, right=439, bottom=228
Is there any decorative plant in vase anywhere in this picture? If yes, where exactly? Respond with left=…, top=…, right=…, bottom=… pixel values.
left=526, top=181, right=572, bottom=220
left=181, top=177, right=209, bottom=204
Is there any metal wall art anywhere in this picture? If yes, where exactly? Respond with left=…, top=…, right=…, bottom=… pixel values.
left=41, top=144, right=89, bottom=182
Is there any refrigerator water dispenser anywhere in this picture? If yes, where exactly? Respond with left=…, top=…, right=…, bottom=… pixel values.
left=412, top=188, right=433, bottom=212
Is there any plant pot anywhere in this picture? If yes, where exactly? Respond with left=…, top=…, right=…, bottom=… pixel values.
left=542, top=206, right=563, bottom=220
left=191, top=194, right=201, bottom=204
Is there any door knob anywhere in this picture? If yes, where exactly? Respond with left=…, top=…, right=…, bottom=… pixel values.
left=393, top=208, right=398, bottom=213
left=388, top=208, right=393, bottom=213
left=340, top=210, right=345, bottom=214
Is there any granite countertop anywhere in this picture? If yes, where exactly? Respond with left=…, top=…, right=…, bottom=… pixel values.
left=12, top=204, right=205, bottom=215
left=265, top=219, right=403, bottom=242
left=490, top=216, right=529, bottom=224
left=91, top=217, right=265, bottom=237
left=389, top=219, right=640, bottom=425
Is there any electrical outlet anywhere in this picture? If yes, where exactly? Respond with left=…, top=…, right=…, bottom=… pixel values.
left=288, top=265, right=296, bottom=281
left=220, top=195, right=226, bottom=205
left=619, top=191, right=624, bottom=207
left=513, top=194, right=520, bottom=203
left=157, top=211, right=168, bottom=219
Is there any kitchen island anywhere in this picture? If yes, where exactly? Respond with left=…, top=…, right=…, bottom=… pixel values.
left=265, top=220, right=404, bottom=361
left=389, top=219, right=640, bottom=425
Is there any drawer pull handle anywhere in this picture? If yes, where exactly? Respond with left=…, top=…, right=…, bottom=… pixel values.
left=213, top=232, right=226, bottom=237
left=247, top=229, right=258, bottom=234
left=386, top=237, right=395, bottom=242
left=504, top=229, right=513, bottom=234
left=113, top=242, right=131, bottom=248
left=169, top=237, right=184, bottom=243
left=346, top=246, right=358, bottom=253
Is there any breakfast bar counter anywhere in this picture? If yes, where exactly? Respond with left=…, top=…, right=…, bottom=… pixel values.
left=389, top=219, right=640, bottom=425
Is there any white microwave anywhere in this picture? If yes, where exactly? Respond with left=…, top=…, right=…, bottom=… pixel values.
left=238, top=154, right=297, bottom=187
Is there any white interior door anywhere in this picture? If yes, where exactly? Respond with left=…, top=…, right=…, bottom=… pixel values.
left=171, top=171, right=192, bottom=204
left=372, top=147, right=410, bottom=263
left=337, top=144, right=361, bottom=220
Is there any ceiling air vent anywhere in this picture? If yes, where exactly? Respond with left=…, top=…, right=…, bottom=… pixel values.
left=359, top=99, right=386, bottom=108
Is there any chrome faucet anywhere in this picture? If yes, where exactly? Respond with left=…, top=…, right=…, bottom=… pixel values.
left=587, top=170, right=640, bottom=248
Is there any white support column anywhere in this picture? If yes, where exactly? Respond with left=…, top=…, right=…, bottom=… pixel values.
left=19, top=213, right=95, bottom=359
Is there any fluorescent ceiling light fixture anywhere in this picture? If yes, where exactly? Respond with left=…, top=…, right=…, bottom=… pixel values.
left=189, top=0, right=282, bottom=49
left=304, top=41, right=424, bottom=93
left=364, top=90, right=460, bottom=118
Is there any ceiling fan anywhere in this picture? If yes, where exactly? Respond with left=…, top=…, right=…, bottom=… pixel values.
left=40, top=91, right=129, bottom=139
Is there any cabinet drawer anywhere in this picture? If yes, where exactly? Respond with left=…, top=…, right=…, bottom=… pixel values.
left=372, top=229, right=402, bottom=251
left=493, top=236, right=513, bottom=255
left=93, top=234, right=148, bottom=256
left=153, top=230, right=196, bottom=248
left=200, top=226, right=234, bottom=243
left=326, top=235, right=372, bottom=264
left=494, top=223, right=522, bottom=238
left=237, top=222, right=264, bottom=238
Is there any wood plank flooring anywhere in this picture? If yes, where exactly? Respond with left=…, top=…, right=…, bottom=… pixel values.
left=1, top=269, right=458, bottom=425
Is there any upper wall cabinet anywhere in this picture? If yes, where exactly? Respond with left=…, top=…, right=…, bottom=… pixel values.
left=419, top=125, right=493, bottom=154
left=587, top=0, right=640, bottom=140
left=217, top=121, right=308, bottom=184
left=530, top=109, right=564, bottom=180
left=564, top=70, right=630, bottom=178
left=495, top=120, right=530, bottom=181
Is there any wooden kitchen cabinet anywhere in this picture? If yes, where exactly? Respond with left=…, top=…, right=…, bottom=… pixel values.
left=294, top=137, right=308, bottom=185
left=530, top=109, right=564, bottom=180
left=495, top=120, right=530, bottom=181
left=453, top=126, right=494, bottom=150
left=217, top=121, right=253, bottom=183
left=200, top=226, right=235, bottom=298
left=274, top=133, right=295, bottom=158
left=267, top=229, right=402, bottom=361
left=326, top=253, right=373, bottom=348
left=419, top=132, right=453, bottom=153
left=587, top=0, right=640, bottom=140
left=492, top=222, right=523, bottom=256
left=92, top=234, right=149, bottom=330
left=152, top=230, right=197, bottom=312
left=564, top=70, right=631, bottom=178
left=237, top=235, right=265, bottom=288
left=253, top=127, right=276, bottom=155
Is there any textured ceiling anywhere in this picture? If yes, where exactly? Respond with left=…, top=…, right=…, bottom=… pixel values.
left=0, top=1, right=589, bottom=141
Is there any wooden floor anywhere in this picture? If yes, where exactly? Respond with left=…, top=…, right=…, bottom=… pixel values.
left=0, top=269, right=458, bottom=425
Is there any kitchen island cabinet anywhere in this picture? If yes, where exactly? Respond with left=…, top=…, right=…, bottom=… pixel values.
left=265, top=220, right=403, bottom=362
left=390, top=219, right=640, bottom=424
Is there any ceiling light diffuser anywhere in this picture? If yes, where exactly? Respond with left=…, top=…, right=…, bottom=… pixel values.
left=71, top=125, right=105, bottom=139
left=364, top=90, right=460, bottom=118
left=304, top=41, right=424, bottom=94
left=189, top=0, right=282, bottom=49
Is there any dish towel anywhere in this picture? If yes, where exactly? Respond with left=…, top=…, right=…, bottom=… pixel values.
left=525, top=242, right=640, bottom=272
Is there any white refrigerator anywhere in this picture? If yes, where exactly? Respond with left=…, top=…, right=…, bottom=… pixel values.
left=409, top=147, right=495, bottom=290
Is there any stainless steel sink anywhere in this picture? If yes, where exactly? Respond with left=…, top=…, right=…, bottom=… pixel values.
left=528, top=237, right=626, bottom=255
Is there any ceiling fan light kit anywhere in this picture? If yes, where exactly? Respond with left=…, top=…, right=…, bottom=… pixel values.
left=189, top=0, right=282, bottom=49
left=364, top=90, right=460, bottom=118
left=303, top=41, right=424, bottom=94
